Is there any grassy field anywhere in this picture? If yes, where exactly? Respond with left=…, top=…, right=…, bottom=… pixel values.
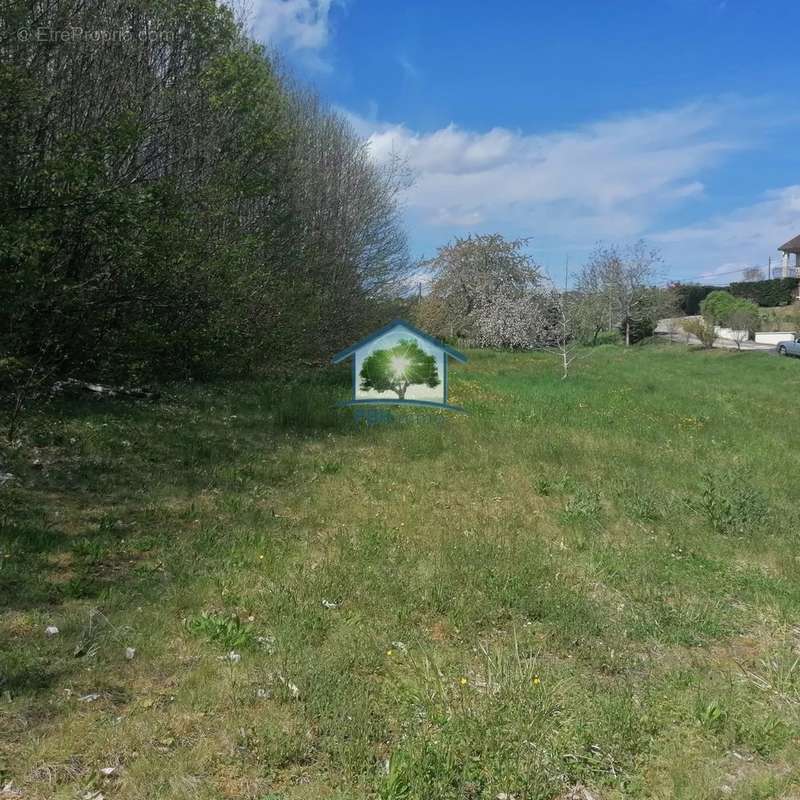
left=2, top=345, right=800, bottom=800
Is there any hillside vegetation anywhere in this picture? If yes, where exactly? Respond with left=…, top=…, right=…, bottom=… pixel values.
left=1, top=0, right=410, bottom=389
left=2, top=346, right=800, bottom=799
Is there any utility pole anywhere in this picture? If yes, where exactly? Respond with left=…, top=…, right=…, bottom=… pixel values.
left=768, top=256, right=771, bottom=280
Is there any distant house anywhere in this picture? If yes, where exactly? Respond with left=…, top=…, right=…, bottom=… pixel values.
left=778, top=234, right=800, bottom=278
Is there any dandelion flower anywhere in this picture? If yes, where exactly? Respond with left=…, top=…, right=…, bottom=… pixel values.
left=459, top=676, right=468, bottom=686
left=386, top=649, right=394, bottom=656
left=532, top=675, right=541, bottom=685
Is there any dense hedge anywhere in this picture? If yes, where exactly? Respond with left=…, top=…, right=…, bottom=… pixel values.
left=730, top=278, right=799, bottom=307
left=671, top=284, right=719, bottom=315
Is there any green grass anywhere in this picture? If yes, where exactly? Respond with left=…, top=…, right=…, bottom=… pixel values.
left=2, top=345, right=800, bottom=799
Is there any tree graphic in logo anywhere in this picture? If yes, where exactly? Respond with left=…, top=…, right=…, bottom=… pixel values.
left=359, top=338, right=440, bottom=400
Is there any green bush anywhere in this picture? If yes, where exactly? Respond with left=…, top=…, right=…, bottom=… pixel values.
left=700, top=293, right=760, bottom=343
left=700, top=290, right=739, bottom=323
left=730, top=278, right=800, bottom=307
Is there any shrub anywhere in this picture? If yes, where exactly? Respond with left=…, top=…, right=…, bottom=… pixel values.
left=699, top=293, right=760, bottom=348
left=730, top=277, right=800, bottom=307
left=700, top=290, right=739, bottom=324
left=681, top=318, right=716, bottom=349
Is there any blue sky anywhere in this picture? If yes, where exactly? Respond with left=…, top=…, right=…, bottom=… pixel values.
left=248, top=0, right=800, bottom=283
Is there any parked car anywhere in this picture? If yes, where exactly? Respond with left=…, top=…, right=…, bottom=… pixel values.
left=777, top=335, right=800, bottom=357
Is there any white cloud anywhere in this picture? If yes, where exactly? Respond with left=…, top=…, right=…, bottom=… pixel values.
left=243, top=0, right=335, bottom=50
left=360, top=103, right=743, bottom=246
left=349, top=100, right=800, bottom=275
left=654, top=185, right=800, bottom=277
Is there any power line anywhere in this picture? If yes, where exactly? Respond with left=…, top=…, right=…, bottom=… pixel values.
left=662, top=264, right=774, bottom=285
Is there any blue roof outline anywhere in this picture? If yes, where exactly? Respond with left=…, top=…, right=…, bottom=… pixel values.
left=331, top=319, right=468, bottom=364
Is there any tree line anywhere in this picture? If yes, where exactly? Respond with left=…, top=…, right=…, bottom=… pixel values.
left=1, top=0, right=411, bottom=400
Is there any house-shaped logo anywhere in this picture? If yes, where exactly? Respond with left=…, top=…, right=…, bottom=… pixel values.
left=332, top=319, right=467, bottom=410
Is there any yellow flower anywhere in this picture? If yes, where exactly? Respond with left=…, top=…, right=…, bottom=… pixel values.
left=259, top=555, right=264, bottom=560
left=386, top=650, right=394, bottom=656
left=459, top=676, right=468, bottom=686
left=532, top=675, right=541, bottom=685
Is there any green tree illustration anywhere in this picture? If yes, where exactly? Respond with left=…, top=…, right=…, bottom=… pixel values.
left=359, top=339, right=440, bottom=400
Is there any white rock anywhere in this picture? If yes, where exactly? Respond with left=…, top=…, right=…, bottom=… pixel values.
left=288, top=681, right=300, bottom=699
left=99, top=766, right=117, bottom=777
left=124, top=647, right=136, bottom=660
left=79, top=693, right=100, bottom=702
left=45, top=625, right=59, bottom=637
left=321, top=599, right=339, bottom=609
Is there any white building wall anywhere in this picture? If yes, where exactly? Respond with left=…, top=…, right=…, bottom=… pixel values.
left=754, top=332, right=796, bottom=345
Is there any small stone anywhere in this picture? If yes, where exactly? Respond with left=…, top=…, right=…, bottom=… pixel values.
left=99, top=767, right=117, bottom=777
left=45, top=625, right=59, bottom=637
left=79, top=693, right=100, bottom=702
left=321, top=599, right=339, bottom=609
left=124, top=647, right=136, bottom=660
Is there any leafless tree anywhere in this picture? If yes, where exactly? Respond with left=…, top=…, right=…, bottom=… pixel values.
left=541, top=286, right=580, bottom=379
left=726, top=305, right=759, bottom=351
left=743, top=267, right=765, bottom=282
left=582, top=241, right=662, bottom=345
left=573, top=259, right=612, bottom=344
